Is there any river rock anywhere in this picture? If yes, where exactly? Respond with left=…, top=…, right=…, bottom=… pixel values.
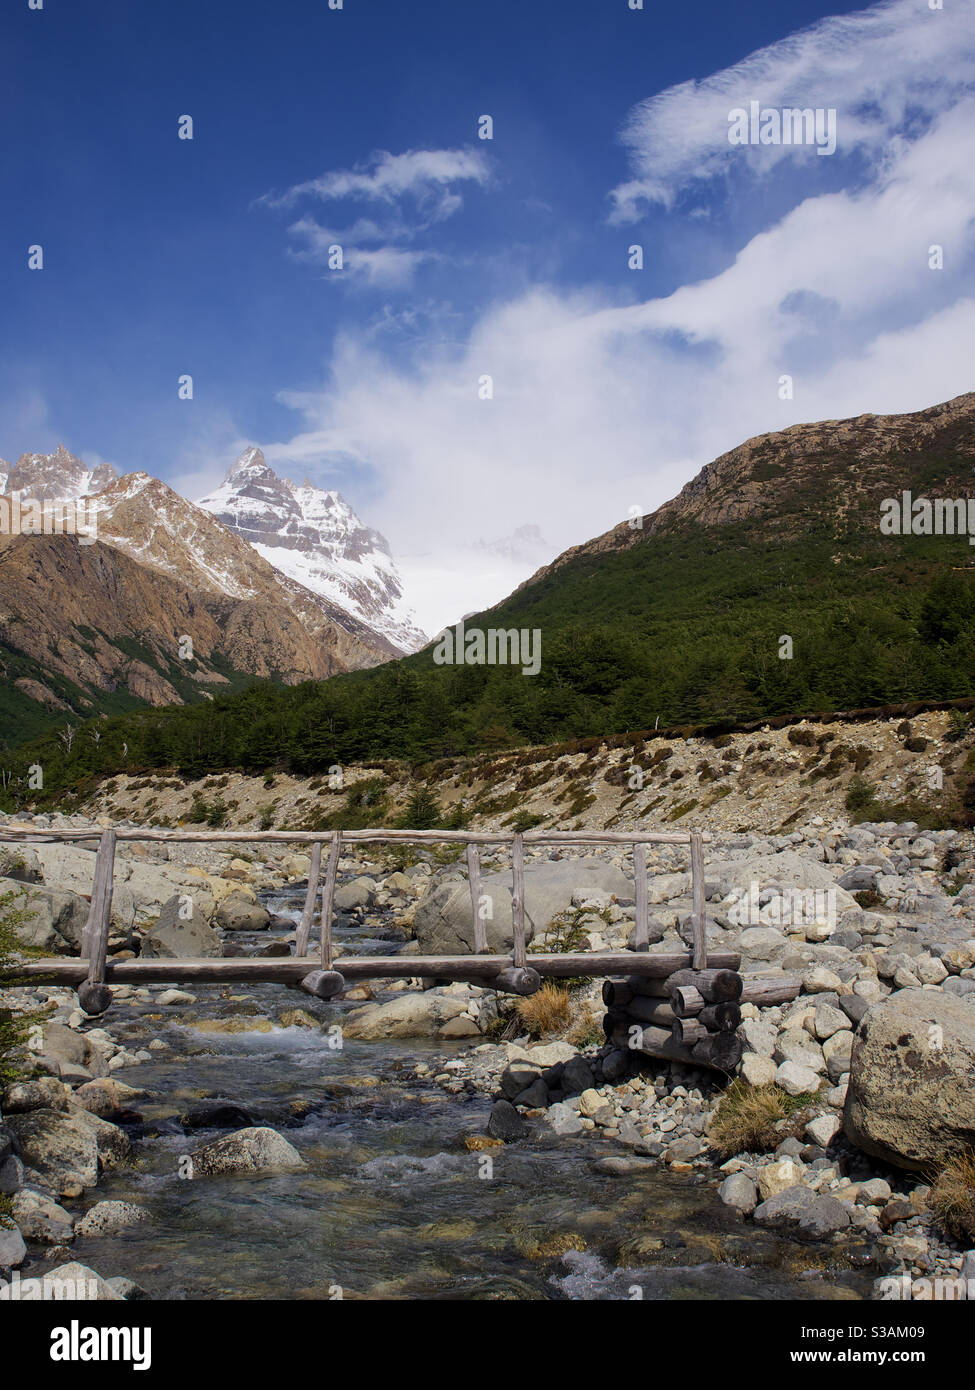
left=11, top=1189, right=75, bottom=1244
left=190, top=1126, right=306, bottom=1177
left=4, top=1107, right=131, bottom=1192
left=1, top=1078, right=72, bottom=1114
left=343, top=991, right=470, bottom=1040
left=844, top=990, right=975, bottom=1169
left=214, top=895, right=271, bottom=932
left=546, top=1102, right=583, bottom=1136
left=754, top=1186, right=852, bottom=1239
left=72, top=1079, right=147, bottom=1119
left=333, top=877, right=377, bottom=911
left=719, top=1172, right=758, bottom=1214
left=0, top=1224, right=27, bottom=1269
left=75, top=1201, right=150, bottom=1239
left=414, top=857, right=630, bottom=955
left=0, top=879, right=89, bottom=953
left=487, top=1099, right=527, bottom=1142
left=141, top=894, right=222, bottom=958
left=0, top=1260, right=124, bottom=1300
left=757, top=1158, right=805, bottom=1200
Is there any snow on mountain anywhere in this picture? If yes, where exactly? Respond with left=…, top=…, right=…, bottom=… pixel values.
left=197, top=448, right=427, bottom=653
left=2, top=444, right=119, bottom=500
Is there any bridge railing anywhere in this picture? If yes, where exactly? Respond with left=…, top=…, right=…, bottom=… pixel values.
left=0, top=824, right=714, bottom=1015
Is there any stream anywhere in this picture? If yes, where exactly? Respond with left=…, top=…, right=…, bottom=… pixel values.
left=61, top=886, right=881, bottom=1301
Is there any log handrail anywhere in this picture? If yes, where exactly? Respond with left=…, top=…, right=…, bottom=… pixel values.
left=2, top=822, right=713, bottom=1014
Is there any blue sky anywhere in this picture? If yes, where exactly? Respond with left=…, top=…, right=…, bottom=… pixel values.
left=3, top=0, right=975, bottom=631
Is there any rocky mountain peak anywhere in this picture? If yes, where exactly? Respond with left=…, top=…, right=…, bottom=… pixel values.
left=3, top=445, right=119, bottom=501
left=198, top=448, right=426, bottom=652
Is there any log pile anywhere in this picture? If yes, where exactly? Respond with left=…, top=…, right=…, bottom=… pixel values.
left=602, top=966, right=802, bottom=1074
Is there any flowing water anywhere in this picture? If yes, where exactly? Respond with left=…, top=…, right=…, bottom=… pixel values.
left=64, top=888, right=881, bottom=1301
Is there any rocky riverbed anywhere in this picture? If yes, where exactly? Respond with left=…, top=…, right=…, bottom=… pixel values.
left=1, top=806, right=973, bottom=1300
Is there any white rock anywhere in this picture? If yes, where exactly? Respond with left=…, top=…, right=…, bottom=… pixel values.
left=804, top=1112, right=841, bottom=1147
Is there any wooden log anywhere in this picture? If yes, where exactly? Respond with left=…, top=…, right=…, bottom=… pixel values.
left=671, top=1016, right=709, bottom=1045
left=691, top=1032, right=743, bottom=1072
left=690, top=829, right=707, bottom=971
left=79, top=829, right=117, bottom=1016
left=0, top=825, right=713, bottom=846
left=298, top=969, right=346, bottom=1000
left=602, top=1007, right=630, bottom=1038
left=294, top=839, right=322, bottom=958
left=15, top=949, right=743, bottom=987
left=632, top=842, right=649, bottom=951
left=602, top=979, right=634, bottom=1008
left=511, top=833, right=527, bottom=968
left=467, top=843, right=487, bottom=954
left=739, top=974, right=802, bottom=1006
left=668, top=968, right=742, bottom=1003
left=618, top=1024, right=710, bottom=1070
left=619, top=954, right=742, bottom=998
left=612, top=995, right=676, bottom=1027
left=671, top=985, right=705, bottom=1017
left=698, top=1001, right=742, bottom=1033
left=493, top=966, right=541, bottom=996
left=77, top=981, right=113, bottom=1017
left=319, top=832, right=341, bottom=970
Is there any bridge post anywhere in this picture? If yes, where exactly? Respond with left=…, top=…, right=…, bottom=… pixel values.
left=690, top=830, right=707, bottom=970
left=511, top=832, right=527, bottom=968
left=632, top=841, right=649, bottom=950
left=78, top=827, right=116, bottom=1016
left=467, top=842, right=486, bottom=953
left=320, top=830, right=341, bottom=970
left=294, top=839, right=322, bottom=957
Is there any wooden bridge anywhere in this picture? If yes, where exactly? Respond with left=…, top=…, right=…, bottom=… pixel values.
left=2, top=824, right=799, bottom=1072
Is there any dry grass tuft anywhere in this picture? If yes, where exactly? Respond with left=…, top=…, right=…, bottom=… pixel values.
left=516, top=982, right=573, bottom=1038
left=929, top=1152, right=975, bottom=1242
left=708, top=1080, right=817, bottom=1158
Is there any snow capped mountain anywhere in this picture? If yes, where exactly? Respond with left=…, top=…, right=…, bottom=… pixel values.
left=2, top=444, right=118, bottom=500
left=197, top=448, right=427, bottom=653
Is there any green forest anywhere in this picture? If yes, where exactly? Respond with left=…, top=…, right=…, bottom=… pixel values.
left=2, top=511, right=974, bottom=810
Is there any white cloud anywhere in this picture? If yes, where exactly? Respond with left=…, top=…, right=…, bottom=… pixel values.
left=262, top=147, right=491, bottom=287
left=263, top=147, right=491, bottom=211
left=257, top=1, right=975, bottom=634
left=609, top=0, right=975, bottom=217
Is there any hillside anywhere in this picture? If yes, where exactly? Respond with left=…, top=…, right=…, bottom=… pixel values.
left=3, top=392, right=975, bottom=805
left=0, top=447, right=408, bottom=744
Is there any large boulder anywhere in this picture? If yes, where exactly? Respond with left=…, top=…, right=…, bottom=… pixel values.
left=844, top=990, right=975, bottom=1170
left=190, top=1126, right=305, bottom=1177
left=214, top=895, right=271, bottom=932
left=343, top=991, right=471, bottom=1040
left=414, top=857, right=631, bottom=955
left=4, top=1107, right=131, bottom=1192
left=30, top=841, right=211, bottom=928
left=0, top=878, right=88, bottom=953
left=141, top=894, right=222, bottom=958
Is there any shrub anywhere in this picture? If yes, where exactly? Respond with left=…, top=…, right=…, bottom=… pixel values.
left=516, top=983, right=573, bottom=1038
left=0, top=890, right=43, bottom=1086
left=507, top=810, right=545, bottom=833
left=845, top=775, right=876, bottom=814
left=708, top=1081, right=819, bottom=1158
left=397, top=785, right=441, bottom=830
left=929, top=1152, right=975, bottom=1242
left=788, top=727, right=817, bottom=746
